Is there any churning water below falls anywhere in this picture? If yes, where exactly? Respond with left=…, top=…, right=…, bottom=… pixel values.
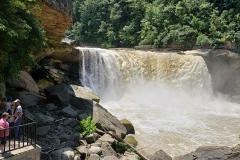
left=77, top=47, right=240, bottom=157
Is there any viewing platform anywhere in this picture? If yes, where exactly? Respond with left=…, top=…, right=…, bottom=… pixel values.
left=0, top=116, right=40, bottom=160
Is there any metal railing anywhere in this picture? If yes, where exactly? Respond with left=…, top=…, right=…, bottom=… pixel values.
left=1, top=115, right=37, bottom=153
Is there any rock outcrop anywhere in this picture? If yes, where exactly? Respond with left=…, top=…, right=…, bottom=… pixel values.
left=184, top=49, right=240, bottom=103
left=173, top=146, right=240, bottom=160
left=31, top=0, right=75, bottom=62
left=6, top=71, right=39, bottom=93
left=44, top=84, right=69, bottom=107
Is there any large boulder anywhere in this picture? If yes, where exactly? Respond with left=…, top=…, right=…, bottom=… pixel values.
left=147, top=150, right=172, bottom=160
left=44, top=84, right=69, bottom=107
left=61, top=106, right=78, bottom=118
left=120, top=118, right=135, bottom=134
left=36, top=79, right=54, bottom=92
left=49, top=147, right=74, bottom=160
left=173, top=146, right=240, bottom=160
left=93, top=103, right=127, bottom=138
left=34, top=113, right=55, bottom=126
left=70, top=96, right=93, bottom=111
left=36, top=126, right=51, bottom=136
left=68, top=85, right=100, bottom=102
left=6, top=71, right=39, bottom=93
left=8, top=91, right=46, bottom=108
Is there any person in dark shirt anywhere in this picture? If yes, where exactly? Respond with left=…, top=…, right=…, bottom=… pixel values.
left=7, top=102, right=15, bottom=139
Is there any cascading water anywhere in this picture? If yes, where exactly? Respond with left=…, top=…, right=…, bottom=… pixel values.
left=77, top=47, right=240, bottom=157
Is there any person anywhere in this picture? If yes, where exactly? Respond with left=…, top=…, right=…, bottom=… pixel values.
left=5, top=96, right=12, bottom=112
left=13, top=99, right=22, bottom=139
left=0, top=97, right=7, bottom=117
left=7, top=102, right=15, bottom=139
left=0, top=112, right=9, bottom=153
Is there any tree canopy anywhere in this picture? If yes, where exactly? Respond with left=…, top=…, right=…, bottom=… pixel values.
left=0, top=0, right=46, bottom=82
left=66, top=0, right=240, bottom=51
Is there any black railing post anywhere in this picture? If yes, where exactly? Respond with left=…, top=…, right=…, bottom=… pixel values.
left=34, top=123, right=36, bottom=148
left=1, top=115, right=38, bottom=153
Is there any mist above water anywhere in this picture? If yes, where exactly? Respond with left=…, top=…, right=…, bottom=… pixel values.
left=77, top=47, right=240, bottom=157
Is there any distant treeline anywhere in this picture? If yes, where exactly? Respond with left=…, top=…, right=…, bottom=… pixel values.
left=66, top=0, right=240, bottom=51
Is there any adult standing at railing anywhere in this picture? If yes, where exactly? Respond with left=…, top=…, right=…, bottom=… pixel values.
left=0, top=112, right=9, bottom=153
left=13, top=99, right=22, bottom=140
left=7, top=102, right=15, bottom=139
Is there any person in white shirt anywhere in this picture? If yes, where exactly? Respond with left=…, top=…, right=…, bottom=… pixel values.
left=13, top=99, right=22, bottom=139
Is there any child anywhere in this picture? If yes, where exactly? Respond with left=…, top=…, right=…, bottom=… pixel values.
left=0, top=112, right=9, bottom=153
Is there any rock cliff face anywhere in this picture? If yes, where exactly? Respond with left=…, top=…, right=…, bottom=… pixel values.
left=184, top=49, right=240, bottom=102
left=31, top=0, right=75, bottom=62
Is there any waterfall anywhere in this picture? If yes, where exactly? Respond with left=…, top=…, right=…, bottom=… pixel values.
left=77, top=47, right=212, bottom=99
left=76, top=47, right=240, bottom=157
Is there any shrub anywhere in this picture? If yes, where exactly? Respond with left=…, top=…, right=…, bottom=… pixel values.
left=116, top=141, right=135, bottom=153
left=76, top=116, right=96, bottom=137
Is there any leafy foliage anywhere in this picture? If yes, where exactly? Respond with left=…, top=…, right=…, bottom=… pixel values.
left=116, top=141, right=135, bottom=153
left=0, top=0, right=46, bottom=82
left=76, top=116, right=96, bottom=137
left=68, top=0, right=240, bottom=52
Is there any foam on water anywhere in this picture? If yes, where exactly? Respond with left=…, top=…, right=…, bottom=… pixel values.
left=101, top=84, right=240, bottom=156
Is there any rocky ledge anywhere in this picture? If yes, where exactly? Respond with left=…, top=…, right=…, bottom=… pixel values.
left=30, top=0, right=76, bottom=62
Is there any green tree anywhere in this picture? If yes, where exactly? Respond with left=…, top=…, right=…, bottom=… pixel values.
left=0, top=0, right=46, bottom=82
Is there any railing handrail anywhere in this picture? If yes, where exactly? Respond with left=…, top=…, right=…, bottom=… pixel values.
left=0, top=115, right=37, bottom=153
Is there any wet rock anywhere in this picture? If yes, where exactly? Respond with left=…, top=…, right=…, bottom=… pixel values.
left=120, top=118, right=135, bottom=134
left=173, top=146, right=240, bottom=160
